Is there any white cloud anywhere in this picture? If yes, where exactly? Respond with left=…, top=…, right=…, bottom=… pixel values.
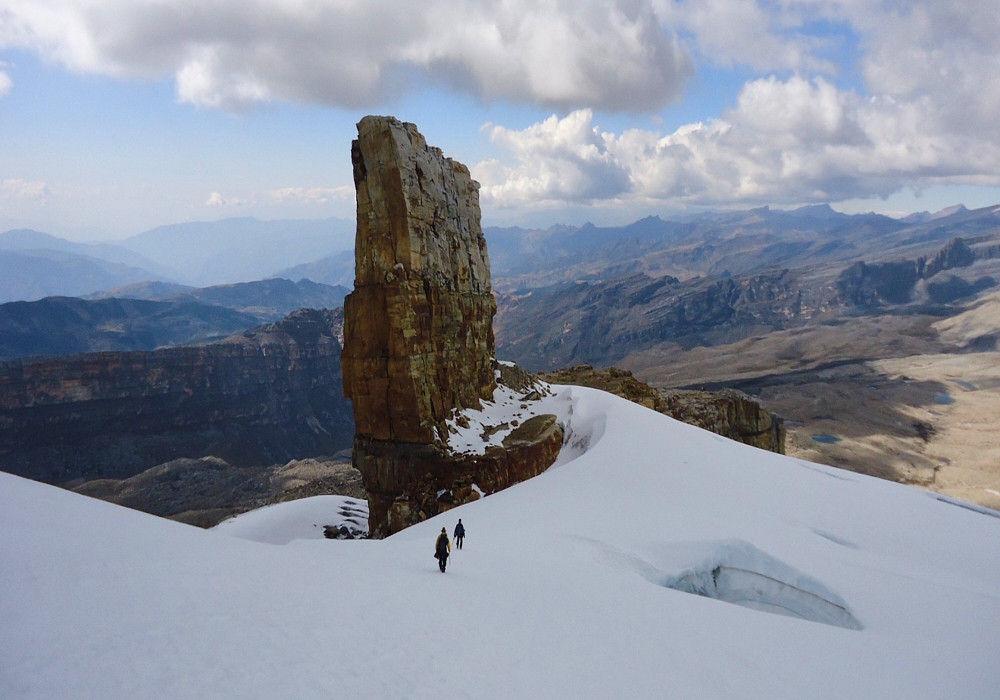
left=653, top=0, right=827, bottom=73
left=270, top=186, right=354, bottom=204
left=205, top=192, right=249, bottom=207
left=478, top=111, right=633, bottom=206
left=477, top=77, right=1000, bottom=208
left=656, top=0, right=1000, bottom=140
left=1, top=179, right=50, bottom=200
left=0, top=0, right=691, bottom=111
left=0, top=68, right=11, bottom=96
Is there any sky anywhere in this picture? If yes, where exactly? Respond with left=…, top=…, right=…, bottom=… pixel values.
left=2, top=0, right=1000, bottom=241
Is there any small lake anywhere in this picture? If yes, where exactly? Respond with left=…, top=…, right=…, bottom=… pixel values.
left=811, top=434, right=841, bottom=444
left=934, top=393, right=955, bottom=405
left=954, top=380, right=977, bottom=391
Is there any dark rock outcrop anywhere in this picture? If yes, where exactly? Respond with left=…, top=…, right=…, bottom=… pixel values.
left=837, top=238, right=979, bottom=307
left=925, top=238, right=975, bottom=278
left=342, top=116, right=562, bottom=537
left=0, top=308, right=354, bottom=484
left=837, top=260, right=921, bottom=306
left=541, top=365, right=785, bottom=454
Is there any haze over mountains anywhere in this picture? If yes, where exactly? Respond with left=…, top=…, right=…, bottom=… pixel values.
left=5, top=204, right=995, bottom=303
left=0, top=217, right=355, bottom=302
left=0, top=279, right=349, bottom=361
left=485, top=203, right=1000, bottom=292
left=118, top=217, right=355, bottom=286
left=3, top=203, right=998, bottom=369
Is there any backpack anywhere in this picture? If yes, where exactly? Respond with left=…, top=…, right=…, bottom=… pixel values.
left=436, top=535, right=448, bottom=556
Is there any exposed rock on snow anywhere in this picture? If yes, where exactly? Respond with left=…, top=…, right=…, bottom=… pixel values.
left=541, top=364, right=785, bottom=453
left=69, top=455, right=364, bottom=528
left=212, top=494, right=369, bottom=544
left=341, top=117, right=561, bottom=536
left=3, top=384, right=999, bottom=699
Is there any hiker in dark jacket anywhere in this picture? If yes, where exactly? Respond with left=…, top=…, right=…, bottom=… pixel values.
left=454, top=519, right=465, bottom=549
left=435, top=528, right=451, bottom=572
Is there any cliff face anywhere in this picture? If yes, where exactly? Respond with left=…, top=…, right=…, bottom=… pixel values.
left=342, top=115, right=496, bottom=443
left=0, top=308, right=354, bottom=483
left=540, top=365, right=785, bottom=454
left=657, top=388, right=785, bottom=454
left=495, top=268, right=813, bottom=371
left=342, top=116, right=562, bottom=537
left=836, top=238, right=979, bottom=307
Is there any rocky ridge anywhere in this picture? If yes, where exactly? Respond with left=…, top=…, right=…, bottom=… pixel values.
left=540, top=365, right=785, bottom=453
left=342, top=116, right=563, bottom=537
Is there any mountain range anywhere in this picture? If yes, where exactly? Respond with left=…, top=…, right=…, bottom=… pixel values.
left=484, top=203, right=1000, bottom=292
left=0, top=279, right=348, bottom=361
left=490, top=204, right=1000, bottom=370
left=0, top=217, right=355, bottom=302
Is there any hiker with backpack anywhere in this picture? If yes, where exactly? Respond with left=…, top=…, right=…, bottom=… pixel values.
left=454, top=519, right=465, bottom=549
left=435, top=527, right=451, bottom=572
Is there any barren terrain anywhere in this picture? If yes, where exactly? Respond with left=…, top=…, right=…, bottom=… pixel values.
left=625, top=304, right=999, bottom=509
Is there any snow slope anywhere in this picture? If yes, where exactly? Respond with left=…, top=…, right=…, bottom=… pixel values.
left=212, top=495, right=369, bottom=544
left=2, top=386, right=999, bottom=699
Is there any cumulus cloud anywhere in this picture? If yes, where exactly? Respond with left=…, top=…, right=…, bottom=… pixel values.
left=838, top=0, right=1000, bottom=140
left=654, top=0, right=827, bottom=73
left=478, top=111, right=633, bottom=205
left=270, top=186, right=354, bottom=204
left=477, top=76, right=1000, bottom=208
left=0, top=68, right=10, bottom=96
left=205, top=192, right=249, bottom=207
left=0, top=0, right=691, bottom=111
left=473, top=0, right=1000, bottom=208
left=657, top=0, right=1000, bottom=140
left=1, top=178, right=50, bottom=200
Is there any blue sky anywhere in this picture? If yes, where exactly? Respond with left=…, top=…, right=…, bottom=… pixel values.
left=2, top=0, right=999, bottom=241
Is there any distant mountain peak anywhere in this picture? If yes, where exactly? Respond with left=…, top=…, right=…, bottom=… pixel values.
left=786, top=203, right=844, bottom=220
left=930, top=204, right=967, bottom=220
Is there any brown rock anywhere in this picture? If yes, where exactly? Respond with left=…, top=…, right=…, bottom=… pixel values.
left=342, top=115, right=496, bottom=444
left=541, top=364, right=785, bottom=454
left=354, top=414, right=563, bottom=535
left=657, top=388, right=785, bottom=454
left=342, top=117, right=562, bottom=536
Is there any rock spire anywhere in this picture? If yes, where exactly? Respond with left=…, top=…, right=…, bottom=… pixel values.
left=342, top=116, right=562, bottom=536
left=342, top=115, right=496, bottom=444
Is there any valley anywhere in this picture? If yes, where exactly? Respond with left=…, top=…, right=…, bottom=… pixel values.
left=2, top=202, right=1000, bottom=514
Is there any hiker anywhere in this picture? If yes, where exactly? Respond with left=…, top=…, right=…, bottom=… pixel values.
left=454, top=519, right=465, bottom=549
left=435, top=527, right=451, bottom=572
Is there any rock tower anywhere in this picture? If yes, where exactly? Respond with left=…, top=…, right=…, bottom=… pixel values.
left=342, top=116, right=562, bottom=536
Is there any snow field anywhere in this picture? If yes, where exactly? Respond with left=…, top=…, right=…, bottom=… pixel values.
left=2, top=385, right=999, bottom=699
left=212, top=495, right=368, bottom=544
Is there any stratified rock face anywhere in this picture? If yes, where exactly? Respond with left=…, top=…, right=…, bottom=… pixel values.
left=657, top=388, right=785, bottom=454
left=541, top=365, right=785, bottom=454
left=342, top=117, right=561, bottom=537
left=342, top=115, right=496, bottom=444
left=0, top=309, right=355, bottom=484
